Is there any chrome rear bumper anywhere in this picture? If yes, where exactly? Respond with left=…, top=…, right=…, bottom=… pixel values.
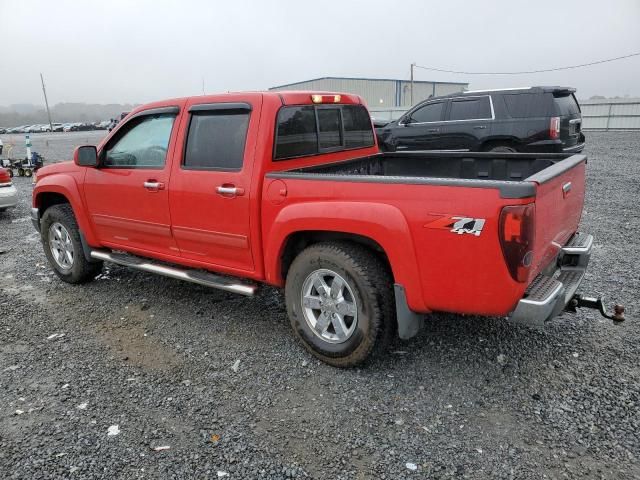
left=509, top=232, right=592, bottom=327
left=0, top=184, right=18, bottom=209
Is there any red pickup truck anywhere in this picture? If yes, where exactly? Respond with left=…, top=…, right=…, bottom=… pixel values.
left=31, top=91, right=616, bottom=367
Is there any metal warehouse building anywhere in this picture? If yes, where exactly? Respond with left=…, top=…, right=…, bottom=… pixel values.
left=579, top=97, right=640, bottom=130
left=269, top=77, right=468, bottom=108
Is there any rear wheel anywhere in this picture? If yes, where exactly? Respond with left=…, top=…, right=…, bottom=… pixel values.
left=40, top=204, right=102, bottom=284
left=285, top=242, right=395, bottom=368
left=488, top=145, right=517, bottom=153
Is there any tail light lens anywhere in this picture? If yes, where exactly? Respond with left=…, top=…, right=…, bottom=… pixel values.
left=0, top=168, right=11, bottom=186
left=499, top=204, right=535, bottom=283
left=550, top=116, right=560, bottom=139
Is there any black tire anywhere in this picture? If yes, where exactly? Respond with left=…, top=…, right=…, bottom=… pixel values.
left=285, top=242, right=396, bottom=368
left=40, top=204, right=102, bottom=284
left=488, top=145, right=517, bottom=153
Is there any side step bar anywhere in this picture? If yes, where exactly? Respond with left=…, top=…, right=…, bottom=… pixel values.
left=89, top=250, right=257, bottom=296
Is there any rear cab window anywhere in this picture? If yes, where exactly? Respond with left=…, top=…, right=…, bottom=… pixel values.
left=274, top=104, right=374, bottom=160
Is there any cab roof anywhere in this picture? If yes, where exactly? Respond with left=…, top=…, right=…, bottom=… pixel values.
left=127, top=91, right=365, bottom=117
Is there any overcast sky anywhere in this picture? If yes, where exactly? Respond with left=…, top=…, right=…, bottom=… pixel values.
left=1, top=0, right=639, bottom=106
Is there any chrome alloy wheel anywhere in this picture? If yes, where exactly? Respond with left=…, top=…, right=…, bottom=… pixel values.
left=301, top=269, right=358, bottom=344
left=48, top=222, right=74, bottom=271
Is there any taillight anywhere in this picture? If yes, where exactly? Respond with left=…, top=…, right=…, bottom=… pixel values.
left=549, top=116, right=560, bottom=139
left=0, top=169, right=11, bottom=185
left=499, top=204, right=535, bottom=283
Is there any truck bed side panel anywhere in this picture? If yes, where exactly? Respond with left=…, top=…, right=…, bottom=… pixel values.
left=262, top=178, right=531, bottom=316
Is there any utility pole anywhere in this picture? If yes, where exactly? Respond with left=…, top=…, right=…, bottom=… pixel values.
left=410, top=63, right=415, bottom=106
left=40, top=73, right=53, bottom=131
left=202, top=77, right=205, bottom=95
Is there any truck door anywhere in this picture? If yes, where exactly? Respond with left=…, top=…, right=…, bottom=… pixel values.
left=439, top=95, right=493, bottom=151
left=83, top=106, right=182, bottom=256
left=168, top=98, right=261, bottom=273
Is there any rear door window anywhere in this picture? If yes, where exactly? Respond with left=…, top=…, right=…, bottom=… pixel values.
left=553, top=93, right=581, bottom=116
left=184, top=110, right=250, bottom=170
left=409, top=102, right=444, bottom=123
left=449, top=96, right=492, bottom=121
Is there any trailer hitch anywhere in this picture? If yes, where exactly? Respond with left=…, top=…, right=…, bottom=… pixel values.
left=567, top=294, right=625, bottom=323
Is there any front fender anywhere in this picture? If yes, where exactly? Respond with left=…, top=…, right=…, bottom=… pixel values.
left=264, top=201, right=428, bottom=312
left=33, top=174, right=98, bottom=245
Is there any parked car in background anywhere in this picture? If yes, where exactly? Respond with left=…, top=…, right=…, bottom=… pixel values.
left=0, top=167, right=18, bottom=212
left=0, top=127, right=6, bottom=134
left=377, top=86, right=585, bottom=154
left=52, top=123, right=64, bottom=132
left=77, top=122, right=95, bottom=131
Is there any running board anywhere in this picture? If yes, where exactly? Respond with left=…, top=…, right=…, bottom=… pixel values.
left=89, top=250, right=257, bottom=296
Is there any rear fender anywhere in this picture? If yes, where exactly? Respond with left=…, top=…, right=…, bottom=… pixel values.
left=33, top=174, right=98, bottom=245
left=264, top=201, right=427, bottom=312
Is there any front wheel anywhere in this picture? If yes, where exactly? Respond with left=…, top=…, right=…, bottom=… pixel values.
left=285, top=242, right=396, bottom=367
left=40, top=204, right=102, bottom=284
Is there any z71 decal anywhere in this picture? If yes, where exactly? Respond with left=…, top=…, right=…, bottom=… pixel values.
left=425, top=216, right=486, bottom=237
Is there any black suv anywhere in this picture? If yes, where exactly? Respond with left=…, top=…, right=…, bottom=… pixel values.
left=377, top=87, right=585, bottom=153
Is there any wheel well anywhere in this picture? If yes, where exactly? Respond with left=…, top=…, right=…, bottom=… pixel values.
left=37, top=192, right=70, bottom=215
left=280, top=231, right=394, bottom=283
left=481, top=138, right=519, bottom=151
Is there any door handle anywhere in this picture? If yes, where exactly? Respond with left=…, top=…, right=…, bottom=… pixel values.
left=426, top=128, right=440, bottom=133
left=143, top=181, right=165, bottom=191
left=473, top=125, right=487, bottom=130
left=216, top=185, right=245, bottom=197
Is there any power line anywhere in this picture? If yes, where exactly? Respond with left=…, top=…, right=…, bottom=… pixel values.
left=414, top=51, right=640, bottom=75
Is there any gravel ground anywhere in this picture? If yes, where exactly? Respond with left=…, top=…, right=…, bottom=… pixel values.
left=1, top=131, right=639, bottom=479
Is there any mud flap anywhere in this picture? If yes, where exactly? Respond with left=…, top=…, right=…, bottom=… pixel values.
left=394, top=284, right=424, bottom=339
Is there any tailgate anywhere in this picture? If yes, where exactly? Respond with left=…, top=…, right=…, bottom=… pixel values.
left=527, top=154, right=586, bottom=278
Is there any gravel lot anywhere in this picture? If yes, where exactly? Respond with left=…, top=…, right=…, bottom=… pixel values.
left=1, top=131, right=639, bottom=479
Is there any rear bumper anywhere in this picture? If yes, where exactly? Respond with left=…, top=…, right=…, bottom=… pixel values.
left=563, top=142, right=585, bottom=153
left=0, top=184, right=18, bottom=209
left=521, top=139, right=585, bottom=153
left=509, top=232, right=592, bottom=327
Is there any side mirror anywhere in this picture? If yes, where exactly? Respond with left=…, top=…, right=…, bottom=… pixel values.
left=402, top=116, right=413, bottom=126
left=74, top=145, right=98, bottom=167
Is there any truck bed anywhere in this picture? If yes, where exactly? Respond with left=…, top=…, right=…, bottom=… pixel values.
left=265, top=150, right=587, bottom=317
left=270, top=151, right=584, bottom=199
